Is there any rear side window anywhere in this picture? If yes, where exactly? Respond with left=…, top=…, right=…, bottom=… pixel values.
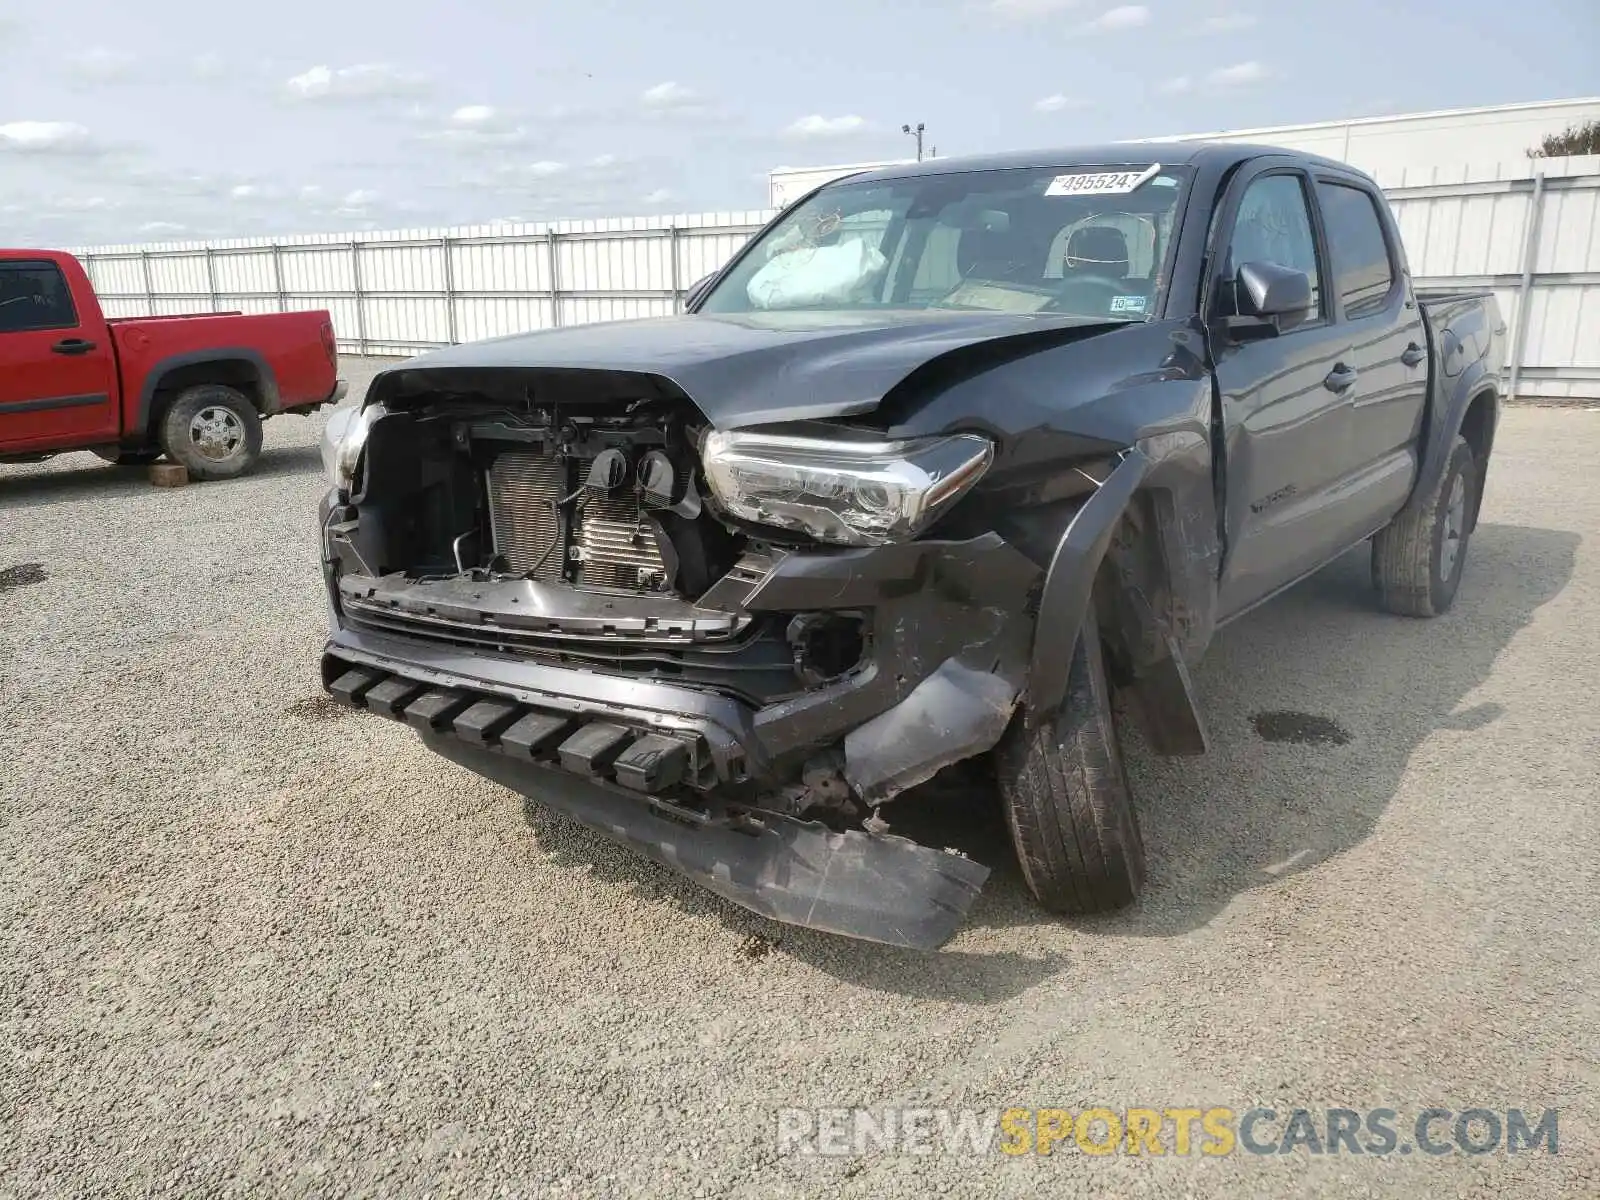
left=1317, top=183, right=1395, bottom=319
left=0, top=263, right=79, bottom=333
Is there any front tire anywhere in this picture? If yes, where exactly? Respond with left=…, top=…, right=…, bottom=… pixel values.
left=1371, top=435, right=1476, bottom=617
left=158, top=385, right=263, bottom=481
left=996, top=607, right=1146, bottom=914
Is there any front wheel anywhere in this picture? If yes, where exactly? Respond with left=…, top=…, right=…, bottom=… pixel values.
left=158, top=385, right=264, bottom=481
left=995, top=607, right=1146, bottom=914
left=1371, top=435, right=1476, bottom=617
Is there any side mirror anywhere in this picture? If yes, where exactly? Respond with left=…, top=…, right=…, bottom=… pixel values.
left=1234, top=261, right=1312, bottom=331
left=683, top=273, right=715, bottom=310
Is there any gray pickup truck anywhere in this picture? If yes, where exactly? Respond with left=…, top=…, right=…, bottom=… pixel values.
left=316, top=141, right=1505, bottom=949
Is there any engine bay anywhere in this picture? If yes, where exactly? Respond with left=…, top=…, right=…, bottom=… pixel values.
left=345, top=395, right=745, bottom=600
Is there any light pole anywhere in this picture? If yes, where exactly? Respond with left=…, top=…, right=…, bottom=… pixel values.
left=902, top=122, right=926, bottom=162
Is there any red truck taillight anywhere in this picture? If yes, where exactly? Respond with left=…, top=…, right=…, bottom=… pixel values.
left=320, top=320, right=337, bottom=366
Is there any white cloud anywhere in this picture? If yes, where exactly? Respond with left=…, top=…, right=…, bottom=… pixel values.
left=985, top=0, right=1078, bottom=19
left=341, top=189, right=380, bottom=206
left=1035, top=93, right=1088, bottom=113
left=284, top=63, right=430, bottom=102
left=1207, top=60, right=1267, bottom=87
left=451, top=105, right=497, bottom=125
left=66, top=47, right=138, bottom=83
left=1157, top=75, right=1193, bottom=94
left=588, top=154, right=619, bottom=169
left=0, top=121, right=97, bottom=155
left=139, top=221, right=187, bottom=235
left=642, top=188, right=675, bottom=206
left=1082, top=5, right=1149, bottom=32
left=229, top=184, right=259, bottom=199
left=1199, top=12, right=1257, bottom=33
left=785, top=114, right=868, bottom=139
left=56, top=195, right=115, bottom=212
left=527, top=160, right=568, bottom=177
left=641, top=81, right=700, bottom=109
left=638, top=81, right=722, bottom=122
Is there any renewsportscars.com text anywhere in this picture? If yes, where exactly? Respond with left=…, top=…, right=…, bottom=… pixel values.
left=774, top=1106, right=1559, bottom=1158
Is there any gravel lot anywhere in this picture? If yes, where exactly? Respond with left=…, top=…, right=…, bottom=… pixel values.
left=3, top=359, right=1596, bottom=1199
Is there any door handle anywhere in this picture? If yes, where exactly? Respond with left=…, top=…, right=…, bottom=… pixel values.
left=1323, top=364, right=1358, bottom=392
left=51, top=338, right=97, bottom=355
left=1400, top=342, right=1426, bottom=368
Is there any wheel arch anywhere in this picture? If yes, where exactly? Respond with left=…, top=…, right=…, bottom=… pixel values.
left=1027, top=449, right=1212, bottom=757
left=131, top=349, right=281, bottom=442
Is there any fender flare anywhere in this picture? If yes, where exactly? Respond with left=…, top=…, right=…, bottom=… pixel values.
left=1397, top=369, right=1497, bottom=523
left=131, top=348, right=281, bottom=440
left=1028, top=448, right=1148, bottom=724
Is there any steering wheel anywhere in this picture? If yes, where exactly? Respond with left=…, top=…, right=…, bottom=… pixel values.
left=1045, top=275, right=1129, bottom=314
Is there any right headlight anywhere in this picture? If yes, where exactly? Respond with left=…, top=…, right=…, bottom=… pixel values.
left=320, top=402, right=381, bottom=495
left=700, top=429, right=994, bottom=546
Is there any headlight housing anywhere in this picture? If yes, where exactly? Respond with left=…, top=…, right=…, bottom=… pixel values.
left=320, top=403, right=381, bottom=495
left=701, top=429, right=994, bottom=546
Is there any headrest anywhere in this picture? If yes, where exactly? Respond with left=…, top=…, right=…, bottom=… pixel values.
left=1065, top=226, right=1130, bottom=272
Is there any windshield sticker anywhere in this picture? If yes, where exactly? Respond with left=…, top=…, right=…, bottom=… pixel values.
left=1045, top=164, right=1162, bottom=197
left=1110, top=295, right=1149, bottom=314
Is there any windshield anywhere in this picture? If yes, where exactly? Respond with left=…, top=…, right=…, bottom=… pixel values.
left=700, top=163, right=1191, bottom=322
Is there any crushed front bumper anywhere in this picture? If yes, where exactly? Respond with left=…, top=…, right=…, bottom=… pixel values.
left=320, top=521, right=1045, bottom=949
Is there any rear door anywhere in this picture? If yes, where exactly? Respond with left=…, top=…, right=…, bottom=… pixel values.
left=1209, top=163, right=1360, bottom=618
left=0, top=257, right=119, bottom=452
left=1311, top=176, right=1429, bottom=534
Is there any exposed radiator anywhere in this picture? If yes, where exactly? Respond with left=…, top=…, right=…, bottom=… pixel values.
left=486, top=450, right=668, bottom=592
left=486, top=451, right=566, bottom=581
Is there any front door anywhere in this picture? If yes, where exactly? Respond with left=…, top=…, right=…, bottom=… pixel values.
left=0, top=258, right=118, bottom=453
left=1209, top=166, right=1360, bottom=619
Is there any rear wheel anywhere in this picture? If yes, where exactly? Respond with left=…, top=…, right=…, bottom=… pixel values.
left=93, top=449, right=164, bottom=467
left=995, top=607, right=1145, bottom=914
left=158, top=385, right=263, bottom=481
left=1371, top=435, right=1476, bottom=617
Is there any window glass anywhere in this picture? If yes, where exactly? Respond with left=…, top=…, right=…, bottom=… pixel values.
left=0, top=264, right=79, bottom=333
left=1317, top=182, right=1395, bottom=319
left=1226, top=174, right=1322, bottom=316
left=699, top=165, right=1192, bottom=322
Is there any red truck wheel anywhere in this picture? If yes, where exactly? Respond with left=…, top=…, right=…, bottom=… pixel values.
left=158, top=385, right=264, bottom=481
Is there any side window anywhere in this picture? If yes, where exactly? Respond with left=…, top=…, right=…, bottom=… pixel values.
left=0, top=264, right=79, bottom=333
left=1316, top=182, right=1396, bottom=319
left=1225, top=174, right=1322, bottom=317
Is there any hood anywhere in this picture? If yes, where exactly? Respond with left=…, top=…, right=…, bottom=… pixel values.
left=367, top=309, right=1126, bottom=429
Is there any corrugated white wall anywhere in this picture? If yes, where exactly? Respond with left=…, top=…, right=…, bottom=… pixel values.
left=71, top=158, right=1599, bottom=399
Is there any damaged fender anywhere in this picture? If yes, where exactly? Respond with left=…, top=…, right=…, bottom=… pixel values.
left=1028, top=448, right=1151, bottom=725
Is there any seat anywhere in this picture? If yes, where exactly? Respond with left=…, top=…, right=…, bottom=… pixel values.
left=956, top=227, right=1036, bottom=284
left=1062, top=226, right=1130, bottom=280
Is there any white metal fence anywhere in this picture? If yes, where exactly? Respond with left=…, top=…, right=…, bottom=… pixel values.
left=71, top=155, right=1600, bottom=400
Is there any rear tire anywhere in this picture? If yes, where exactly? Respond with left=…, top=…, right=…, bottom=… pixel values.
left=996, top=607, right=1146, bottom=914
left=93, top=449, right=163, bottom=467
left=1371, top=435, right=1476, bottom=617
left=158, top=385, right=263, bottom=481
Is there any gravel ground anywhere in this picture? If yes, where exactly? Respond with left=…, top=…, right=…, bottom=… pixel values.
left=2, top=360, right=1596, bottom=1199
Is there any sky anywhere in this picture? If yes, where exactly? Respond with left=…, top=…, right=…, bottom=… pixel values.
left=1, top=0, right=1596, bottom=247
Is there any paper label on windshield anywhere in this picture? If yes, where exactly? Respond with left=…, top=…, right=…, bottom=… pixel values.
left=1045, top=164, right=1161, bottom=197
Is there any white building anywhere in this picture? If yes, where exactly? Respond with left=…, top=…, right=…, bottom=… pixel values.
left=767, top=96, right=1600, bottom=205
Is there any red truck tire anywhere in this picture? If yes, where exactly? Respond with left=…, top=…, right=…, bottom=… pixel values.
left=158, top=384, right=264, bottom=481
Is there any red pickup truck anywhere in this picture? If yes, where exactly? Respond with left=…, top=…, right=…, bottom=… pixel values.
left=1, top=249, right=345, bottom=480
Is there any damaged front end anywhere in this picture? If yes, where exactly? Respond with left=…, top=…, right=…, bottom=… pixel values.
left=317, top=367, right=1047, bottom=949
